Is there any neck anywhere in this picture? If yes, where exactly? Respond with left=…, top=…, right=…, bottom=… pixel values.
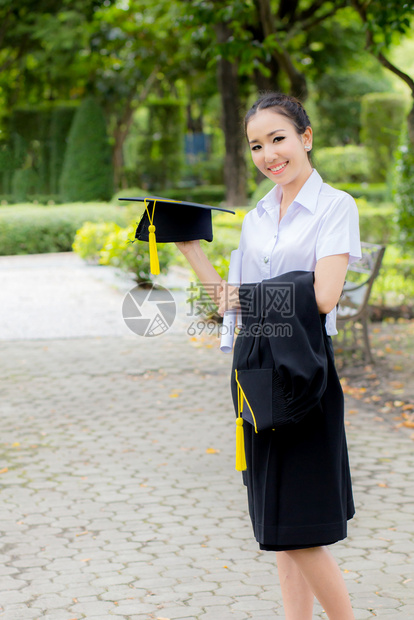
left=280, top=166, right=313, bottom=209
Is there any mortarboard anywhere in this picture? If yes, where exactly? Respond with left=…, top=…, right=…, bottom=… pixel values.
left=118, top=196, right=235, bottom=275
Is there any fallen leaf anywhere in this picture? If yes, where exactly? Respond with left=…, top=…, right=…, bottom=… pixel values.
left=394, top=400, right=404, bottom=407
left=75, top=531, right=88, bottom=537
left=348, top=409, right=358, bottom=415
left=0, top=467, right=8, bottom=474
left=80, top=558, right=91, bottom=562
left=403, top=420, right=414, bottom=428
left=378, top=483, right=388, bottom=488
left=12, top=442, right=20, bottom=447
left=206, top=448, right=220, bottom=454
left=402, top=404, right=414, bottom=411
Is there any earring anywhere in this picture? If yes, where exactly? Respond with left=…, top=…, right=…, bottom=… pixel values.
left=304, top=146, right=311, bottom=151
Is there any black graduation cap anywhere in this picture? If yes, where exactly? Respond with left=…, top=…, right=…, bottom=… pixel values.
left=118, top=196, right=235, bottom=275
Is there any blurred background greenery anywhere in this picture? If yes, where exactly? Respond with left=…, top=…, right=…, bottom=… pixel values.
left=0, top=0, right=413, bottom=313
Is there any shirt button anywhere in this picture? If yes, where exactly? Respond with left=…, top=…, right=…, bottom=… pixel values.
left=263, top=256, right=269, bottom=264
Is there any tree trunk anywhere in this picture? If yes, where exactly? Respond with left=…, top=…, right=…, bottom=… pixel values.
left=111, top=68, right=159, bottom=190
left=255, top=0, right=308, bottom=99
left=408, top=102, right=414, bottom=147
left=215, top=24, right=247, bottom=207
left=112, top=128, right=128, bottom=190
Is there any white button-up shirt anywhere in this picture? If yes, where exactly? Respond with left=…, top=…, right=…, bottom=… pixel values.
left=225, top=169, right=361, bottom=342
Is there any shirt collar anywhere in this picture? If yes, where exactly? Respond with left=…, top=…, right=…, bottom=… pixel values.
left=256, top=169, right=323, bottom=217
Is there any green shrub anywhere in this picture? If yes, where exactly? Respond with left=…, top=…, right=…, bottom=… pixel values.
left=356, top=200, right=397, bottom=244
left=314, top=146, right=371, bottom=183
left=112, top=185, right=227, bottom=208
left=360, top=92, right=409, bottom=182
left=49, top=103, right=79, bottom=195
left=0, top=204, right=126, bottom=255
left=156, top=185, right=226, bottom=206
left=59, top=98, right=113, bottom=202
left=250, top=177, right=389, bottom=210
left=0, top=142, right=15, bottom=194
left=393, top=128, right=414, bottom=250
left=99, top=223, right=174, bottom=282
left=10, top=105, right=52, bottom=196
left=111, top=187, right=149, bottom=203
left=370, top=244, right=414, bottom=308
left=250, top=178, right=274, bottom=207
left=11, top=168, right=40, bottom=202
left=334, top=183, right=388, bottom=202
left=312, top=72, right=393, bottom=147
left=73, top=218, right=174, bottom=282
left=72, top=221, right=120, bottom=262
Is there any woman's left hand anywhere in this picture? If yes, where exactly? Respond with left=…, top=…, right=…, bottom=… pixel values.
left=218, top=280, right=240, bottom=317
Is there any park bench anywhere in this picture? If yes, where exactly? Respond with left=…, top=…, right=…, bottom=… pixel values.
left=336, top=241, right=386, bottom=364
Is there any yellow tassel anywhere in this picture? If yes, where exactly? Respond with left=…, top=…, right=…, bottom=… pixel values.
left=148, top=224, right=160, bottom=275
left=235, top=417, right=247, bottom=471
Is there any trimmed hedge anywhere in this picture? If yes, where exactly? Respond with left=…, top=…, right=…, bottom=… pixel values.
left=393, top=128, right=414, bottom=250
left=59, top=98, right=113, bottom=202
left=360, top=92, right=408, bottom=182
left=156, top=184, right=226, bottom=206
left=250, top=177, right=388, bottom=207
left=334, top=183, right=388, bottom=203
left=356, top=200, right=397, bottom=245
left=111, top=185, right=226, bottom=207
left=0, top=204, right=127, bottom=255
left=314, top=145, right=371, bottom=183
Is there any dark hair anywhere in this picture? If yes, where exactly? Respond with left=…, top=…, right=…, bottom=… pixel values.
left=245, top=92, right=311, bottom=138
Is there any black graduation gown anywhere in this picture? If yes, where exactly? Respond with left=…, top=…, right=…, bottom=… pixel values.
left=230, top=272, right=355, bottom=551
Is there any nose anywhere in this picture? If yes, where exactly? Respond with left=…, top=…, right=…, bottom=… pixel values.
left=264, top=143, right=277, bottom=163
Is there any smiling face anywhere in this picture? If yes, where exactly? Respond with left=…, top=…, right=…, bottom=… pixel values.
left=246, top=108, right=313, bottom=195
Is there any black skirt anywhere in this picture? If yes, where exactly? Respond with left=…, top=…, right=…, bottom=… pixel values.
left=231, top=333, right=355, bottom=551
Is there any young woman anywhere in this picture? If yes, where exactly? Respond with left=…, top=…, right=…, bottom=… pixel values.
left=176, top=92, right=361, bottom=620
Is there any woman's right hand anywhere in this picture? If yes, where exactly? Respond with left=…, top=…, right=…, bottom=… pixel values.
left=175, top=240, right=201, bottom=256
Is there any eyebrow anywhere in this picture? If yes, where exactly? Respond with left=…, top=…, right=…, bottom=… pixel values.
left=248, top=129, right=287, bottom=145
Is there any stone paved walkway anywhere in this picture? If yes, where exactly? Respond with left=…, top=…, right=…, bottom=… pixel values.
left=1, top=254, right=413, bottom=619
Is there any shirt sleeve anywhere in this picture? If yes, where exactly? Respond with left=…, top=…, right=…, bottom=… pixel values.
left=315, top=193, right=362, bottom=265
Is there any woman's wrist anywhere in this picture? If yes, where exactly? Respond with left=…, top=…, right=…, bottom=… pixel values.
left=175, top=240, right=201, bottom=257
